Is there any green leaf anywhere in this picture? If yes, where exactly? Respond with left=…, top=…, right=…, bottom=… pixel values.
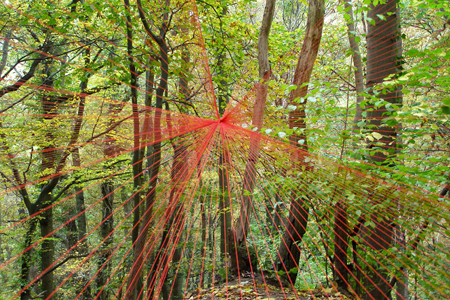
left=407, top=49, right=422, bottom=57
left=441, top=106, right=450, bottom=114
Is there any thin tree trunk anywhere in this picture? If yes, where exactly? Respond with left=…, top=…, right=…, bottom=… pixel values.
left=275, top=0, right=324, bottom=284
left=20, top=218, right=38, bottom=300
left=216, top=6, right=229, bottom=116
left=0, top=30, right=11, bottom=77
left=123, top=1, right=146, bottom=297
left=162, top=41, right=191, bottom=298
left=73, top=147, right=91, bottom=300
left=96, top=181, right=114, bottom=300
left=39, top=200, right=54, bottom=298
left=66, top=212, right=78, bottom=249
left=39, top=57, right=56, bottom=300
left=96, top=100, right=122, bottom=298
left=158, top=203, right=185, bottom=300
left=343, top=1, right=364, bottom=133
left=216, top=6, right=232, bottom=270
left=126, top=0, right=169, bottom=296
left=73, top=148, right=88, bottom=253
left=333, top=190, right=349, bottom=289
left=171, top=244, right=184, bottom=299
left=200, top=190, right=207, bottom=288
left=124, top=0, right=143, bottom=251
left=218, top=147, right=232, bottom=278
left=73, top=47, right=90, bottom=254
left=394, top=228, right=408, bottom=299
left=229, top=0, right=276, bottom=275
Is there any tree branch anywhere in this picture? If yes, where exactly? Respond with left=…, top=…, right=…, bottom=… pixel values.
left=0, top=91, right=35, bottom=113
left=0, top=45, right=50, bottom=98
left=136, top=0, right=161, bottom=44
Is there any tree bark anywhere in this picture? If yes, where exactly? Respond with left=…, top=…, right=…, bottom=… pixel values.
left=97, top=96, right=120, bottom=298
left=366, top=0, right=402, bottom=164
left=39, top=197, right=55, bottom=299
left=275, top=0, right=324, bottom=284
left=333, top=192, right=350, bottom=289
left=156, top=143, right=187, bottom=299
left=229, top=0, right=276, bottom=275
left=39, top=56, right=56, bottom=300
left=73, top=148, right=88, bottom=252
left=161, top=40, right=191, bottom=298
left=0, top=30, right=11, bottom=77
left=343, top=1, right=364, bottom=133
left=20, top=218, right=38, bottom=300
left=358, top=0, right=402, bottom=298
left=218, top=150, right=232, bottom=271
left=96, top=181, right=114, bottom=300
left=216, top=5, right=232, bottom=268
left=73, top=46, right=90, bottom=254
left=125, top=0, right=169, bottom=296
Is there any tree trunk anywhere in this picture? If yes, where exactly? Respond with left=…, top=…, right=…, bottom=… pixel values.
left=218, top=150, right=232, bottom=272
left=20, top=218, right=38, bottom=300
left=394, top=228, right=408, bottom=299
left=216, top=6, right=232, bottom=269
left=168, top=237, right=184, bottom=300
left=0, top=30, right=10, bottom=77
left=73, top=54, right=90, bottom=255
left=152, top=120, right=187, bottom=299
left=39, top=198, right=55, bottom=299
left=157, top=201, right=185, bottom=300
left=358, top=0, right=402, bottom=298
left=275, top=0, right=324, bottom=284
left=358, top=211, right=394, bottom=300
left=73, top=148, right=88, bottom=253
left=229, top=0, right=276, bottom=275
left=96, top=181, right=114, bottom=300
left=333, top=192, right=349, bottom=288
left=161, top=40, right=191, bottom=298
left=124, top=0, right=143, bottom=253
left=124, top=1, right=146, bottom=297
left=72, top=150, right=91, bottom=300
left=343, top=1, right=364, bottom=133
left=39, top=58, right=56, bottom=300
left=366, top=0, right=402, bottom=164
left=96, top=57, right=121, bottom=300
left=126, top=0, right=169, bottom=295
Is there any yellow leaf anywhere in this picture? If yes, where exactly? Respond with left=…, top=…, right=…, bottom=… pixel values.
left=372, top=132, right=383, bottom=140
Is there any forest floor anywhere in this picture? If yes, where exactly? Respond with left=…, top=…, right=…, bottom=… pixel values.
left=185, top=272, right=355, bottom=300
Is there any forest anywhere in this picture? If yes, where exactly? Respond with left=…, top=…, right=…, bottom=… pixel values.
left=0, top=0, right=449, bottom=299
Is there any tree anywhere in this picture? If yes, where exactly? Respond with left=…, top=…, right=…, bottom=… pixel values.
left=228, top=0, right=276, bottom=275
left=356, top=0, right=403, bottom=297
left=275, top=0, right=325, bottom=284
